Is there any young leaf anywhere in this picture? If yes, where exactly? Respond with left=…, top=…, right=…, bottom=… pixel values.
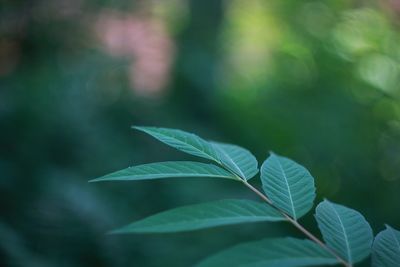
left=90, top=161, right=237, bottom=182
left=134, top=127, right=220, bottom=162
left=211, top=142, right=258, bottom=180
left=315, top=200, right=373, bottom=264
left=112, top=199, right=284, bottom=233
left=196, top=237, right=339, bottom=267
left=372, top=224, right=400, bottom=267
left=260, top=153, right=316, bottom=220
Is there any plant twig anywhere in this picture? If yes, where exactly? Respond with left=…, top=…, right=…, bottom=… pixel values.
left=241, top=179, right=351, bottom=267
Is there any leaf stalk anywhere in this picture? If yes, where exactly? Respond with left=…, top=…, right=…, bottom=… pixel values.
left=241, top=179, right=351, bottom=267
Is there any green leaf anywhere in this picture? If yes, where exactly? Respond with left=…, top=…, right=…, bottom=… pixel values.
left=315, top=200, right=373, bottom=264
left=134, top=126, right=220, bottom=162
left=90, top=161, right=237, bottom=182
left=260, top=153, right=316, bottom=220
left=134, top=126, right=259, bottom=180
left=112, top=199, right=284, bottom=233
left=211, top=142, right=258, bottom=180
left=196, top=237, right=339, bottom=267
left=372, top=224, right=400, bottom=267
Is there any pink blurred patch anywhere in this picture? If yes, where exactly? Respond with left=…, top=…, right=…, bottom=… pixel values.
left=95, top=10, right=175, bottom=97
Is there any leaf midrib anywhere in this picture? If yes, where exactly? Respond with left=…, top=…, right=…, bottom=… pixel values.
left=276, top=158, right=296, bottom=219
left=161, top=131, right=220, bottom=162
left=105, top=173, right=235, bottom=179
left=214, top=144, right=246, bottom=179
left=328, top=201, right=352, bottom=263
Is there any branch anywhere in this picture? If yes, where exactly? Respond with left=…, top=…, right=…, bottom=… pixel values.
left=241, top=179, right=351, bottom=267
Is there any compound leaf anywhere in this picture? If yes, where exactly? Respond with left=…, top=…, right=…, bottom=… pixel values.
left=261, top=153, right=316, bottom=220
left=372, top=224, right=400, bottom=267
left=90, top=161, right=237, bottom=182
left=197, top=237, right=339, bottom=267
left=112, top=199, right=284, bottom=233
left=315, top=200, right=373, bottom=264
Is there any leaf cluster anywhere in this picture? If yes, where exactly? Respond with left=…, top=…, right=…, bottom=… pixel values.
left=91, top=127, right=399, bottom=267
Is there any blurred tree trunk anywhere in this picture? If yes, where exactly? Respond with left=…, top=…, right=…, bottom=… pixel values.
left=169, top=0, right=224, bottom=123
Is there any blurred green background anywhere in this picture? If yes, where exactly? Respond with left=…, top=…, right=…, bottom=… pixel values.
left=1, top=0, right=400, bottom=266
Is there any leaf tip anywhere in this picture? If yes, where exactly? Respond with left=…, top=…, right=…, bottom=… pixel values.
left=107, top=229, right=122, bottom=235
left=316, top=199, right=330, bottom=210
left=265, top=151, right=279, bottom=162
left=132, top=125, right=147, bottom=131
left=108, top=224, right=136, bottom=235
left=384, top=224, right=394, bottom=231
left=88, top=177, right=102, bottom=183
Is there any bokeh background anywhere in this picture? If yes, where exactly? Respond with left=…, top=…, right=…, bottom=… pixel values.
left=1, top=0, right=400, bottom=266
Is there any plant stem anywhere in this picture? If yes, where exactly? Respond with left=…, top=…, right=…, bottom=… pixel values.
left=241, top=180, right=351, bottom=267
